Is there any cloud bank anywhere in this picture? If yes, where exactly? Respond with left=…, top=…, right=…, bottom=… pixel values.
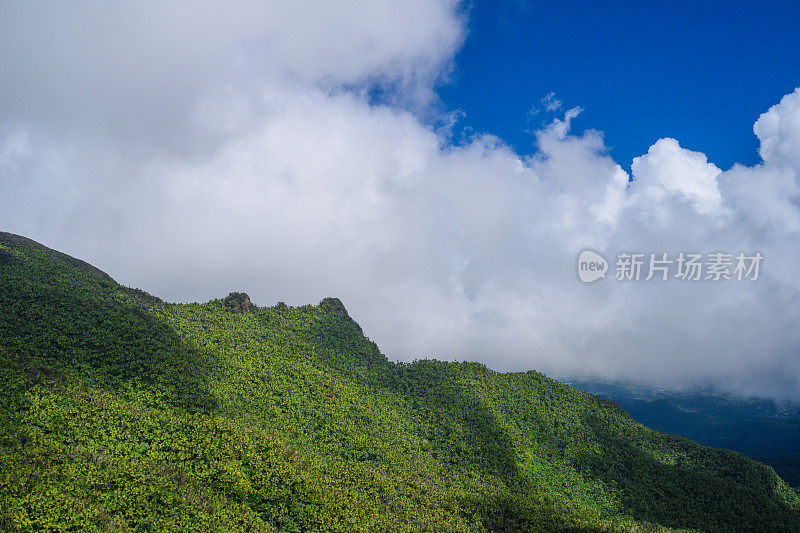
left=1, top=1, right=799, bottom=400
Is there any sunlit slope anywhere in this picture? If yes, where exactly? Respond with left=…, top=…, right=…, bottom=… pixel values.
left=1, top=232, right=798, bottom=532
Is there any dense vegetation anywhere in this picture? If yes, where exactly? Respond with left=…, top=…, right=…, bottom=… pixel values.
left=566, top=379, right=800, bottom=490
left=1, top=232, right=798, bottom=532
left=565, top=379, right=800, bottom=455
left=759, top=455, right=800, bottom=489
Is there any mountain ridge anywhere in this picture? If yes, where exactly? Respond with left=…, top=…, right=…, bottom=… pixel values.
left=0, top=232, right=798, bottom=532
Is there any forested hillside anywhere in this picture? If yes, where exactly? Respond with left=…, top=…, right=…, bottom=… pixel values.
left=565, top=379, right=800, bottom=488
left=1, top=232, right=798, bottom=532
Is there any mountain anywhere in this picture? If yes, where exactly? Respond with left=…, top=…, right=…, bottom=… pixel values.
left=0, top=231, right=798, bottom=532
left=760, top=455, right=800, bottom=490
left=564, top=379, right=800, bottom=488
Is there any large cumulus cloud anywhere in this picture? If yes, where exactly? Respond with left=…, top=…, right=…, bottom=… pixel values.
left=1, top=2, right=799, bottom=399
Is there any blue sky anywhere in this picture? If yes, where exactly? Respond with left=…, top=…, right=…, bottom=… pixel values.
left=439, top=0, right=800, bottom=169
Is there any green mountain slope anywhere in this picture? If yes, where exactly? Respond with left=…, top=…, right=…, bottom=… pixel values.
left=564, top=379, right=800, bottom=488
left=0, top=232, right=798, bottom=532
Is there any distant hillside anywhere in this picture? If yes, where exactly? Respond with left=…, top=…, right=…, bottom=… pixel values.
left=759, top=455, right=800, bottom=489
left=565, top=379, right=800, bottom=488
left=1, top=231, right=799, bottom=532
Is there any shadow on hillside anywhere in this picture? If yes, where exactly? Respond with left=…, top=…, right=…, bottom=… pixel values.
left=390, top=361, right=606, bottom=530
left=0, top=276, right=217, bottom=412
left=573, top=413, right=798, bottom=532
left=395, top=362, right=526, bottom=486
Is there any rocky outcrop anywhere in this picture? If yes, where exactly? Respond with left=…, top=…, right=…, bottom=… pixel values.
left=222, top=292, right=255, bottom=313
left=319, top=297, right=362, bottom=332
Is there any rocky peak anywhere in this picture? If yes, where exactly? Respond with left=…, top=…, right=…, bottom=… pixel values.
left=319, top=297, right=362, bottom=332
left=222, top=292, right=255, bottom=313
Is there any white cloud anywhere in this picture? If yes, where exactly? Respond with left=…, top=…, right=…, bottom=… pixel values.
left=529, top=91, right=564, bottom=116
left=754, top=88, right=800, bottom=171
left=631, top=138, right=724, bottom=216
left=543, top=92, right=563, bottom=112
left=0, top=0, right=464, bottom=144
left=1, top=3, right=800, bottom=400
